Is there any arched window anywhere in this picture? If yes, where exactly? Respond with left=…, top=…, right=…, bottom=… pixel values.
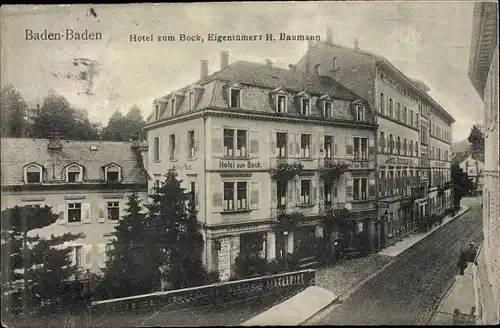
left=333, top=57, right=338, bottom=70
left=105, top=164, right=121, bottom=182
left=24, top=164, right=42, bottom=183
left=66, top=164, right=83, bottom=183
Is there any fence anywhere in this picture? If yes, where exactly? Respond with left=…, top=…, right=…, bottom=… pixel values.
left=91, top=269, right=315, bottom=315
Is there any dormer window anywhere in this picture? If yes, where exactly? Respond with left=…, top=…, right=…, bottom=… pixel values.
left=230, top=88, right=241, bottom=108
left=188, top=91, right=194, bottom=111
left=154, top=104, right=160, bottom=120
left=277, top=94, right=287, bottom=113
left=66, top=164, right=83, bottom=183
left=324, top=101, right=333, bottom=117
left=314, top=64, right=321, bottom=75
left=105, top=164, right=121, bottom=182
left=170, top=98, right=176, bottom=116
left=356, top=106, right=365, bottom=121
left=24, top=164, right=42, bottom=184
left=332, top=57, right=338, bottom=70
left=301, top=98, right=310, bottom=115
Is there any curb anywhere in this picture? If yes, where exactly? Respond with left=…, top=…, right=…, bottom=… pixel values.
left=302, top=206, right=471, bottom=325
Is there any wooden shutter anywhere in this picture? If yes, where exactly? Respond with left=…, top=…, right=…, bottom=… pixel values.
left=369, top=178, right=376, bottom=199
left=195, top=128, right=200, bottom=157
left=311, top=134, right=317, bottom=158
left=84, top=244, right=93, bottom=270
left=270, top=131, right=276, bottom=155
left=250, top=130, right=259, bottom=158
left=288, top=133, right=295, bottom=157
left=345, top=136, right=354, bottom=158
left=97, top=244, right=106, bottom=269
left=57, top=205, right=66, bottom=225
left=368, top=139, right=375, bottom=159
left=175, top=133, right=180, bottom=159
left=212, top=182, right=223, bottom=213
left=98, top=203, right=106, bottom=223
left=211, top=126, right=223, bottom=158
left=311, top=179, right=317, bottom=204
left=346, top=177, right=354, bottom=201
left=287, top=180, right=295, bottom=207
left=319, top=135, right=324, bottom=157
left=271, top=180, right=277, bottom=208
left=250, top=181, right=260, bottom=210
left=82, top=203, right=92, bottom=224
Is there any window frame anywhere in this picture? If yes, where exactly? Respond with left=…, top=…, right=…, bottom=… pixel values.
left=301, top=98, right=310, bottom=116
left=223, top=181, right=248, bottom=211
left=104, top=164, right=122, bottom=182
left=323, top=101, right=333, bottom=118
left=188, top=130, right=196, bottom=159
left=276, top=132, right=287, bottom=158
left=300, top=179, right=311, bottom=205
left=188, top=91, right=194, bottom=111
left=223, top=128, right=248, bottom=158
left=276, top=94, right=287, bottom=113
left=106, top=201, right=120, bottom=220
left=153, top=137, right=160, bottom=162
left=24, top=164, right=43, bottom=184
left=229, top=87, right=242, bottom=109
left=353, top=136, right=368, bottom=160
left=356, top=105, right=365, bottom=121
left=155, top=104, right=160, bottom=120
left=353, top=177, right=368, bottom=200
left=66, top=164, right=83, bottom=183
left=170, top=98, right=176, bottom=116
left=300, top=134, right=311, bottom=158
left=67, top=203, right=82, bottom=223
left=169, top=134, right=176, bottom=160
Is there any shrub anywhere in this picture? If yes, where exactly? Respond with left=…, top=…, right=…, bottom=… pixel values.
left=233, top=254, right=269, bottom=279
left=205, top=270, right=220, bottom=284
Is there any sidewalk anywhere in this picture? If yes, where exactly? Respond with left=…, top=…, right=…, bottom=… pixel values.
left=379, top=206, right=470, bottom=257
left=429, top=263, right=477, bottom=325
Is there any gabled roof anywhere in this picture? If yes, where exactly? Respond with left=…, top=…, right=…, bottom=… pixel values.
left=1, top=138, right=148, bottom=186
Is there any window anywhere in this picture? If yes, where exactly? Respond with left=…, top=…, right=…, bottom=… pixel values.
left=169, top=134, right=176, bottom=159
left=300, top=134, right=311, bottom=158
left=224, top=128, right=247, bottom=158
left=403, top=106, right=407, bottom=124
left=409, top=140, right=413, bottom=156
left=324, top=101, right=333, bottom=117
left=171, top=98, right=176, bottom=116
left=155, top=104, right=160, bottom=120
left=223, top=182, right=234, bottom=211
left=389, top=171, right=394, bottom=195
left=188, top=130, right=195, bottom=158
left=276, top=132, right=287, bottom=157
left=379, top=132, right=385, bottom=152
left=68, top=203, right=82, bottom=223
left=324, top=181, right=332, bottom=204
left=389, top=134, right=394, bottom=154
left=397, top=170, right=401, bottom=194
left=380, top=93, right=385, bottom=115
left=230, top=88, right=241, bottom=108
left=277, top=179, right=287, bottom=208
left=314, top=64, right=321, bottom=75
left=353, top=177, right=368, bottom=200
left=324, top=135, right=333, bottom=158
left=397, top=136, right=401, bottom=155
left=67, top=165, right=82, bottom=183
left=25, top=164, right=42, bottom=183
left=277, top=95, right=287, bottom=113
left=301, top=98, right=310, bottom=115
left=105, top=165, right=120, bottom=182
left=396, top=103, right=401, bottom=121
left=236, top=182, right=248, bottom=210
left=74, top=245, right=83, bottom=271
left=153, top=137, right=160, bottom=161
left=403, top=138, right=407, bottom=155
left=410, top=110, right=414, bottom=126
left=354, top=137, right=368, bottom=159
left=389, top=98, right=393, bottom=118
left=107, top=201, right=120, bottom=220
left=188, top=92, right=194, bottom=111
left=332, top=57, right=338, bottom=70
left=300, top=180, right=311, bottom=204
left=190, top=181, right=196, bottom=206
left=356, top=106, right=365, bottom=121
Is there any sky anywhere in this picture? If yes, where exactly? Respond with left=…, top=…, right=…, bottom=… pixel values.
left=0, top=2, right=486, bottom=142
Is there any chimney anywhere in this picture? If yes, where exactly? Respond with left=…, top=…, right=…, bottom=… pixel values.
left=354, top=38, right=360, bottom=49
left=288, top=64, right=297, bottom=72
left=200, top=59, right=208, bottom=78
left=265, top=59, right=273, bottom=68
left=326, top=28, right=333, bottom=43
left=220, top=51, right=229, bottom=70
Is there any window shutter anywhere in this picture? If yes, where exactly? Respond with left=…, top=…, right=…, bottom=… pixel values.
left=319, top=135, right=324, bottom=156
left=271, top=180, right=277, bottom=208
left=295, top=180, right=301, bottom=204
left=311, top=134, right=317, bottom=158
left=97, top=244, right=106, bottom=269
left=368, top=139, right=375, bottom=159
left=345, top=136, right=354, bottom=158
left=288, top=133, right=294, bottom=157
left=82, top=203, right=92, bottom=224
left=311, top=179, right=317, bottom=204
left=98, top=204, right=106, bottom=223
left=319, top=181, right=324, bottom=202
left=175, top=133, right=180, bottom=159
left=84, top=244, right=93, bottom=270
left=295, top=134, right=300, bottom=155
left=369, top=178, right=376, bottom=198
left=250, top=130, right=259, bottom=158
left=270, top=131, right=276, bottom=155
left=250, top=181, right=260, bottom=210
left=346, top=177, right=354, bottom=201
left=334, top=142, right=338, bottom=156
left=211, top=126, right=223, bottom=158
left=287, top=180, right=295, bottom=207
left=212, top=182, right=223, bottom=213
left=195, top=129, right=200, bottom=156
left=57, top=205, right=66, bottom=225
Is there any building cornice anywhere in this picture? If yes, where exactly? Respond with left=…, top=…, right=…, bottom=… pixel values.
left=1, top=183, right=147, bottom=193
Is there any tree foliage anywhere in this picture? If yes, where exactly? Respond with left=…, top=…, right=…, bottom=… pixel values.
left=0, top=84, right=29, bottom=138
left=451, top=163, right=476, bottom=207
left=101, top=105, right=145, bottom=141
left=1, top=205, right=82, bottom=313
left=468, top=125, right=485, bottom=160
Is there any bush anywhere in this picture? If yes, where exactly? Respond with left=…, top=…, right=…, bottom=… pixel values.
left=233, top=254, right=269, bottom=279
left=205, top=270, right=220, bottom=284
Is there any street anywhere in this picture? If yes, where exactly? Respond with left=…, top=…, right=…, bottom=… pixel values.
left=313, top=197, right=483, bottom=325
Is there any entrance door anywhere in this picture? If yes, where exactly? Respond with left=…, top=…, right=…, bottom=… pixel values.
left=295, top=226, right=316, bottom=259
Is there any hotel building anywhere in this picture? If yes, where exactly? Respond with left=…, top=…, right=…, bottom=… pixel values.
left=144, top=52, right=377, bottom=281
left=297, top=30, right=454, bottom=249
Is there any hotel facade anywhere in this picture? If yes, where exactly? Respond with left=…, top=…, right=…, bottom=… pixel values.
left=144, top=52, right=378, bottom=281
left=297, top=31, right=454, bottom=250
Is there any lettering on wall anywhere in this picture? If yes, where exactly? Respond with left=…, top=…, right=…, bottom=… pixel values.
left=170, top=164, right=193, bottom=171
left=218, top=160, right=261, bottom=169
left=217, top=237, right=231, bottom=282
left=385, top=156, right=416, bottom=166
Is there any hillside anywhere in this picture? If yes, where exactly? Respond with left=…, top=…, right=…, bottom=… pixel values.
left=452, top=138, right=471, bottom=154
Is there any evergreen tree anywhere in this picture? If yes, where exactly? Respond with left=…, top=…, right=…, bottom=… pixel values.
left=0, top=84, right=29, bottom=138
left=1, top=205, right=82, bottom=314
left=96, top=192, right=160, bottom=299
left=101, top=105, right=145, bottom=141
left=451, top=163, right=476, bottom=208
left=468, top=125, right=485, bottom=161
left=147, top=169, right=207, bottom=290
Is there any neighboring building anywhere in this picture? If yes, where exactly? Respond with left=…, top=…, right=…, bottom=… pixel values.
left=468, top=1, right=499, bottom=324
left=297, top=30, right=455, bottom=250
left=452, top=151, right=485, bottom=192
left=144, top=52, right=377, bottom=281
left=24, top=103, right=40, bottom=125
left=0, top=138, right=149, bottom=278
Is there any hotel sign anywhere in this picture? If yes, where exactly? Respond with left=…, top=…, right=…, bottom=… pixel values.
left=433, top=161, right=447, bottom=167
left=385, top=156, right=416, bottom=167
left=218, top=160, right=262, bottom=169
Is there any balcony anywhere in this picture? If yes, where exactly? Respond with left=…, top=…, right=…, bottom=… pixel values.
left=269, top=157, right=303, bottom=180
left=319, top=158, right=350, bottom=181
left=318, top=202, right=347, bottom=214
